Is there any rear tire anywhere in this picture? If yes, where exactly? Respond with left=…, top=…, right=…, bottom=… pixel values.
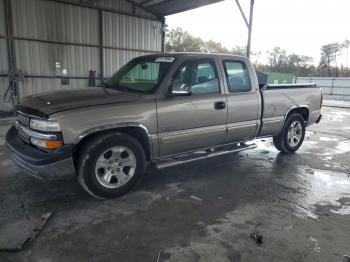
left=77, top=132, right=146, bottom=199
left=273, top=113, right=306, bottom=153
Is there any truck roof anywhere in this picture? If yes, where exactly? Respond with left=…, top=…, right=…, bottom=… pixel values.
left=137, top=52, right=248, bottom=61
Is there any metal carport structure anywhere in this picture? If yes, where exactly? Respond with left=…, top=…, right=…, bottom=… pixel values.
left=0, top=0, right=257, bottom=114
left=0, top=0, right=225, bottom=114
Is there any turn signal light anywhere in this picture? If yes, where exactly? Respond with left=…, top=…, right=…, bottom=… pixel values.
left=45, top=141, right=64, bottom=149
left=31, top=138, right=64, bottom=149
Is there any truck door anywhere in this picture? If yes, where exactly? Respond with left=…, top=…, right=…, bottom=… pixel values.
left=221, top=59, right=261, bottom=142
left=156, top=58, right=227, bottom=156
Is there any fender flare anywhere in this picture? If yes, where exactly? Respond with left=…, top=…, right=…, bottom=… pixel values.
left=283, top=105, right=310, bottom=124
left=74, top=122, right=153, bottom=160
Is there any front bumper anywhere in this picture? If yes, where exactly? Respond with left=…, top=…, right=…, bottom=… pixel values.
left=6, top=125, right=75, bottom=180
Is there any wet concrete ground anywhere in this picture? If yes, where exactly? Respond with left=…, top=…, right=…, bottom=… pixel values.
left=0, top=106, right=350, bottom=262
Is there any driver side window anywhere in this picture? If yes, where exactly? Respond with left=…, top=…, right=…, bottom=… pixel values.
left=171, top=60, right=220, bottom=94
left=171, top=64, right=191, bottom=92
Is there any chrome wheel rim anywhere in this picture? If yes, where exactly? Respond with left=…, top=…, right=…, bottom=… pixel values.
left=287, top=120, right=303, bottom=147
left=95, top=146, right=137, bottom=189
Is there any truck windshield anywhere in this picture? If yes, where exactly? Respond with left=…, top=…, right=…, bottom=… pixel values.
left=104, top=57, right=174, bottom=93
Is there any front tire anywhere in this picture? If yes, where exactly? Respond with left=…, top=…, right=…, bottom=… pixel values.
left=273, top=113, right=306, bottom=153
left=77, top=132, right=146, bottom=199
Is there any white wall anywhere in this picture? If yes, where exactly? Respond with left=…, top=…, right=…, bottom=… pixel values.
left=296, top=77, right=350, bottom=96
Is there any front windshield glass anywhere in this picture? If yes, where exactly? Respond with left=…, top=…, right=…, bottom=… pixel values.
left=104, top=57, right=174, bottom=93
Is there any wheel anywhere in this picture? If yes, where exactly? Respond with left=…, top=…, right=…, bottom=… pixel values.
left=273, top=113, right=306, bottom=153
left=77, top=132, right=146, bottom=199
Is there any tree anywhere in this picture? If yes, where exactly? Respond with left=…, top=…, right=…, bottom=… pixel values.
left=165, top=27, right=245, bottom=55
left=231, top=46, right=247, bottom=56
left=260, top=47, right=315, bottom=76
left=287, top=54, right=313, bottom=76
left=268, top=47, right=287, bottom=71
left=319, top=43, right=342, bottom=77
left=343, top=39, right=349, bottom=69
left=204, top=40, right=229, bottom=54
left=166, top=28, right=350, bottom=77
left=165, top=28, right=204, bottom=52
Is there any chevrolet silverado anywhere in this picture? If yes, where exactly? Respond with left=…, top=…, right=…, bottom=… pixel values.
left=6, top=53, right=322, bottom=198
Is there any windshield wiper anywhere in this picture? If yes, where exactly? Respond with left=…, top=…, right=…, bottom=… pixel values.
left=102, top=82, right=132, bottom=92
left=103, top=82, right=150, bottom=93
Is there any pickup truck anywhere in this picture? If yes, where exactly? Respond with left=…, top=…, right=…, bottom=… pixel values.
left=6, top=53, right=322, bottom=198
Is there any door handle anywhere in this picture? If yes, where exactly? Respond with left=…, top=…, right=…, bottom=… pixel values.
left=214, top=101, right=226, bottom=110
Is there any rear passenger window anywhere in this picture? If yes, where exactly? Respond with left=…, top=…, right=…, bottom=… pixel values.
left=223, top=61, right=252, bottom=92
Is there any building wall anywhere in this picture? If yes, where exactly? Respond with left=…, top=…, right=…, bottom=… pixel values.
left=0, top=0, right=163, bottom=113
left=263, top=72, right=296, bottom=85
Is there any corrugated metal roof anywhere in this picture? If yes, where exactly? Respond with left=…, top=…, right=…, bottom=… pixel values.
left=0, top=0, right=223, bottom=112
left=132, top=0, right=224, bottom=16
left=98, top=0, right=157, bottom=19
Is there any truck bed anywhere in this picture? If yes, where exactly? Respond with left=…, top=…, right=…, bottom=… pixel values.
left=263, top=83, right=316, bottom=90
left=258, top=83, right=322, bottom=137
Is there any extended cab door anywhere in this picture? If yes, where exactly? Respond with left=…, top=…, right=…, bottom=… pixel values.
left=156, top=58, right=227, bottom=156
left=220, top=58, right=261, bottom=142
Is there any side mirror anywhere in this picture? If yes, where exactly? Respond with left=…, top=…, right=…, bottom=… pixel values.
left=169, top=81, right=192, bottom=96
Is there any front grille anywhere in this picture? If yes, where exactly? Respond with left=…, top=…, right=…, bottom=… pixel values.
left=17, top=112, right=30, bottom=127
left=16, top=112, right=31, bottom=143
left=17, top=125, right=31, bottom=144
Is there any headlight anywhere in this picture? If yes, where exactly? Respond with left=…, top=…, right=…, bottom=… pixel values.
left=30, top=119, right=61, bottom=132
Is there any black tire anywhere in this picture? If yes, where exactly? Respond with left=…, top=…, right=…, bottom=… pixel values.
left=77, top=132, right=146, bottom=199
left=273, top=113, right=306, bottom=154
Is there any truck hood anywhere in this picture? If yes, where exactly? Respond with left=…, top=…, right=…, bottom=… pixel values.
left=18, top=87, right=142, bottom=117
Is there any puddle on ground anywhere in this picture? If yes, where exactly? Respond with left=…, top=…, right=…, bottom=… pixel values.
left=300, top=138, right=350, bottom=158
left=319, top=137, right=339, bottom=142
left=307, top=236, right=321, bottom=253
left=329, top=110, right=350, bottom=116
left=292, top=167, right=350, bottom=218
left=252, top=139, right=281, bottom=156
left=254, top=139, right=275, bottom=151
left=305, top=131, right=316, bottom=139
left=335, top=141, right=350, bottom=154
left=322, top=113, right=345, bottom=122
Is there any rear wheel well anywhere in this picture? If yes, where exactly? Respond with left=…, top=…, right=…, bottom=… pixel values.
left=73, top=127, right=152, bottom=170
left=286, top=107, right=309, bottom=123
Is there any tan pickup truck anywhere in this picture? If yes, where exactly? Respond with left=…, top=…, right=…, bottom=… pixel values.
left=6, top=53, right=322, bottom=198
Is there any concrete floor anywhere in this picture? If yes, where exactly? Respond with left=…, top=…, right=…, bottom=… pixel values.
left=0, top=106, right=350, bottom=262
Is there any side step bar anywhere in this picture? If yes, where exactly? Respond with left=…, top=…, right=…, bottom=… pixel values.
left=155, top=143, right=257, bottom=170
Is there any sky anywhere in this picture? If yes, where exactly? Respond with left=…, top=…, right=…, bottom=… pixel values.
left=166, top=0, right=350, bottom=66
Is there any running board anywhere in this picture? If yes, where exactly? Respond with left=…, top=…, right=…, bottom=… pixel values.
left=155, top=143, right=257, bottom=170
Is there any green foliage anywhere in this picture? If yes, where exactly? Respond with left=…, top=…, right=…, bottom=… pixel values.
left=165, top=27, right=245, bottom=55
left=166, top=28, right=204, bottom=52
left=257, top=47, right=315, bottom=76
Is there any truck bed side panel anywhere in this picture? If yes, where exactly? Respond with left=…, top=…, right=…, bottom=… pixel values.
left=259, top=87, right=321, bottom=137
